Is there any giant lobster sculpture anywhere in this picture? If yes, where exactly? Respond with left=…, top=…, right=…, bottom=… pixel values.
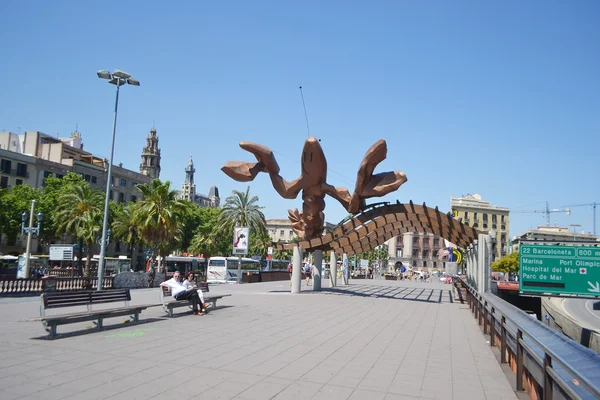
left=222, top=137, right=407, bottom=240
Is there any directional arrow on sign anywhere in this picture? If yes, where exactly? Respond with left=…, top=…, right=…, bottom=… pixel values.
left=588, top=281, right=600, bottom=293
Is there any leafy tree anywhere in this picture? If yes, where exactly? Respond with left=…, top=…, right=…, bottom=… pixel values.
left=134, top=179, right=186, bottom=286
left=75, top=211, right=103, bottom=277
left=111, top=202, right=141, bottom=260
left=492, top=252, right=519, bottom=274
left=217, top=186, right=266, bottom=237
left=55, top=181, right=104, bottom=276
left=188, top=207, right=229, bottom=258
left=249, top=230, right=272, bottom=259
left=0, top=184, right=40, bottom=247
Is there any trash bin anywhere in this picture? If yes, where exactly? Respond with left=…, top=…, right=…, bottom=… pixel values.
left=42, top=276, right=58, bottom=292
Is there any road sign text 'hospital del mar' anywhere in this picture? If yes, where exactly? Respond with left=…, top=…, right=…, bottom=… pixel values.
left=519, top=244, right=600, bottom=297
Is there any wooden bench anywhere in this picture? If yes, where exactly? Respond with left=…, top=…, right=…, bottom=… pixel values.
left=160, top=282, right=231, bottom=317
left=40, top=289, right=152, bottom=338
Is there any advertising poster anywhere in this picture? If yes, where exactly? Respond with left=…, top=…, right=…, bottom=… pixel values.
left=232, top=227, right=249, bottom=255
left=17, top=256, right=26, bottom=279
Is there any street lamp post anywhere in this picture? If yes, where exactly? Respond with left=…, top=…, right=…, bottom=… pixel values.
left=569, top=224, right=581, bottom=242
left=21, top=199, right=43, bottom=279
left=96, top=69, right=140, bottom=290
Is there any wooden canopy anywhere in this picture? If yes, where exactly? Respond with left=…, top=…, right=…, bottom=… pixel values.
left=275, top=201, right=480, bottom=256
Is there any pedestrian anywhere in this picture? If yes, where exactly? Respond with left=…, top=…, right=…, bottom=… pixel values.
left=160, top=271, right=205, bottom=316
left=305, top=262, right=312, bottom=286
left=288, top=262, right=293, bottom=287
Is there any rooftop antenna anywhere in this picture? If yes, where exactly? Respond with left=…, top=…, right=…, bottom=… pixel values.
left=299, top=86, right=311, bottom=138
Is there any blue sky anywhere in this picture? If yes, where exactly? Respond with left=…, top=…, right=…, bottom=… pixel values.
left=1, top=1, right=599, bottom=239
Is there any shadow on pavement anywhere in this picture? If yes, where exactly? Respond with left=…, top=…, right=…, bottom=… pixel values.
left=31, top=317, right=166, bottom=340
left=321, top=284, right=454, bottom=304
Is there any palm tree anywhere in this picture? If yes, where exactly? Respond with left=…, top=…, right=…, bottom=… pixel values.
left=75, top=211, right=103, bottom=278
left=134, top=179, right=186, bottom=286
left=111, top=202, right=141, bottom=261
left=55, top=183, right=104, bottom=276
left=218, top=186, right=267, bottom=237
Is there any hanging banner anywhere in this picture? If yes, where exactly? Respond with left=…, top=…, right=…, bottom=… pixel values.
left=232, top=227, right=249, bottom=255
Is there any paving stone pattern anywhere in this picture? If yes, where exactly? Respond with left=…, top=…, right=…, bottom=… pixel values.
left=0, top=278, right=517, bottom=400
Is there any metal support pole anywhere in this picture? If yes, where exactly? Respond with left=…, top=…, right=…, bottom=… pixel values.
left=237, top=255, right=242, bottom=284
left=313, top=249, right=322, bottom=291
left=23, top=200, right=36, bottom=279
left=501, top=316, right=507, bottom=363
left=543, top=353, right=553, bottom=400
left=330, top=250, right=337, bottom=287
left=490, top=307, right=496, bottom=347
left=291, top=246, right=302, bottom=293
left=516, top=329, right=524, bottom=391
left=483, top=302, right=488, bottom=335
left=98, top=83, right=120, bottom=290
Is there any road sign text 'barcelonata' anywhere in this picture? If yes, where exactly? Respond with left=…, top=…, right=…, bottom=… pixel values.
left=519, top=244, right=600, bottom=297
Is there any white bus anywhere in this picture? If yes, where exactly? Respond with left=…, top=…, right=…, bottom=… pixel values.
left=207, top=256, right=261, bottom=284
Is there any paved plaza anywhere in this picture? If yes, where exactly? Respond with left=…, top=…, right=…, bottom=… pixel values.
left=0, top=278, right=518, bottom=400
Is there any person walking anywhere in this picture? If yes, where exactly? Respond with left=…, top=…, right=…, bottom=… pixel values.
left=305, top=262, right=312, bottom=286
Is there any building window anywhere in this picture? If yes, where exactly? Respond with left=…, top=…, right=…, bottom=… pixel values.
left=474, top=212, right=478, bottom=220
left=501, top=225, right=506, bottom=231
left=91, top=176, right=97, bottom=184
left=120, top=178, right=127, bottom=187
left=132, top=181, right=137, bottom=187
left=118, top=192, right=125, bottom=203
left=473, top=223, right=479, bottom=228
left=109, top=191, right=113, bottom=200
left=289, top=230, right=294, bottom=237
left=483, top=224, right=488, bottom=229
left=16, top=163, right=27, bottom=177
left=412, top=261, right=417, bottom=267
left=483, top=213, right=488, bottom=222
left=492, top=224, right=497, bottom=229
left=433, top=262, right=437, bottom=268
left=1, top=159, right=11, bottom=174
left=412, top=249, right=418, bottom=257
left=43, top=171, right=52, bottom=179
left=56, top=174, right=63, bottom=179
left=0, top=176, right=8, bottom=188
left=15, top=179, right=23, bottom=185
left=84, top=174, right=91, bottom=182
left=501, top=215, right=505, bottom=223
left=464, top=211, right=468, bottom=219
left=115, top=241, right=121, bottom=252
left=130, top=195, right=137, bottom=203
left=492, top=214, right=497, bottom=223
left=280, top=230, right=285, bottom=236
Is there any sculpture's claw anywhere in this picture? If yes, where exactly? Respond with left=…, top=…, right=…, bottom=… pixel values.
left=348, top=139, right=407, bottom=213
left=288, top=209, right=305, bottom=239
left=221, top=161, right=264, bottom=182
left=240, top=142, right=280, bottom=175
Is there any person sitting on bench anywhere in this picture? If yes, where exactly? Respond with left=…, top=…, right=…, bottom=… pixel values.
left=160, top=271, right=205, bottom=316
left=182, top=271, right=210, bottom=312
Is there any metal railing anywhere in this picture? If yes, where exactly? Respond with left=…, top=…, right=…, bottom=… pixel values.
left=455, top=277, right=600, bottom=400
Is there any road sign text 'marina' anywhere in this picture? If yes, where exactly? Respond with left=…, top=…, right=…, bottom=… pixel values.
left=519, top=244, right=600, bottom=297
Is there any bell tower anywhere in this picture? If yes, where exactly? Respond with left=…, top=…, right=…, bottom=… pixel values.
left=140, top=127, right=161, bottom=179
left=180, top=155, right=196, bottom=201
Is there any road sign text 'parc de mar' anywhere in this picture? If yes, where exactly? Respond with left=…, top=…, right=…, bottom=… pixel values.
left=519, top=244, right=600, bottom=297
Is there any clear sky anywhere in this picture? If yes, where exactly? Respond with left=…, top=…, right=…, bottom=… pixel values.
left=1, top=1, right=599, bottom=239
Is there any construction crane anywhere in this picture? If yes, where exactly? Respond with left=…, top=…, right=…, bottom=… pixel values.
left=512, top=201, right=571, bottom=227
left=561, top=202, right=598, bottom=236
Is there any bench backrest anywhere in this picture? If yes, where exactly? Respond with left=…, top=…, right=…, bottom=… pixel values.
left=41, top=289, right=131, bottom=310
left=161, top=282, right=209, bottom=298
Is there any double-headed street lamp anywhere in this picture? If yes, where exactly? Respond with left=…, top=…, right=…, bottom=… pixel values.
left=21, top=199, right=43, bottom=279
left=96, top=69, right=140, bottom=290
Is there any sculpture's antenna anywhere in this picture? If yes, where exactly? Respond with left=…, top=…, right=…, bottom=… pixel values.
left=299, top=86, right=311, bottom=138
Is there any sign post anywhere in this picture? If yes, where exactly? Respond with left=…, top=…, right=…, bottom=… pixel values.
left=267, top=246, right=273, bottom=271
left=519, top=244, right=600, bottom=297
left=233, top=227, right=249, bottom=284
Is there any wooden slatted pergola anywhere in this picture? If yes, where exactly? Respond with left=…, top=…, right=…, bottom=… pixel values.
left=274, top=201, right=480, bottom=256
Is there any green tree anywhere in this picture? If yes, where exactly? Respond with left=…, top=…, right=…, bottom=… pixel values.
left=249, top=230, right=272, bottom=259
left=55, top=182, right=104, bottom=277
left=75, top=211, right=103, bottom=277
left=134, top=179, right=186, bottom=286
left=111, top=202, right=141, bottom=260
left=188, top=207, right=229, bottom=258
left=217, top=186, right=266, bottom=236
left=492, top=252, right=519, bottom=274
left=0, top=184, right=40, bottom=247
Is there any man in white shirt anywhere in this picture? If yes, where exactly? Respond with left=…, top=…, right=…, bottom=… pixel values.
left=160, top=271, right=204, bottom=315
